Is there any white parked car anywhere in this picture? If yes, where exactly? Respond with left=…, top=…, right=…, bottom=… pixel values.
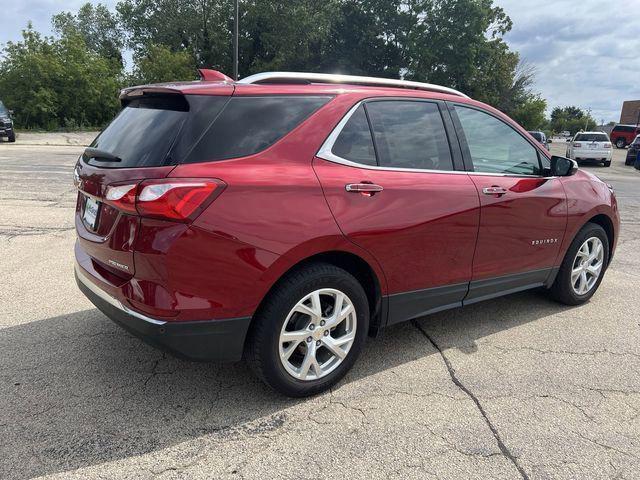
left=565, top=132, right=612, bottom=167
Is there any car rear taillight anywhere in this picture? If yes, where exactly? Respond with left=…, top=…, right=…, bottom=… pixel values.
left=573, top=143, right=582, bottom=148
left=104, top=179, right=226, bottom=223
left=137, top=179, right=225, bottom=221
left=604, top=142, right=612, bottom=148
left=105, top=183, right=138, bottom=213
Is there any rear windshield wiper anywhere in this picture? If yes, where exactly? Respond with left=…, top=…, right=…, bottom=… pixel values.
left=84, top=147, right=122, bottom=162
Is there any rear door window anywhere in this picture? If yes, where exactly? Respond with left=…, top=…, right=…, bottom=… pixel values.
left=184, top=96, right=332, bottom=163
left=365, top=100, right=453, bottom=171
left=455, top=105, right=541, bottom=175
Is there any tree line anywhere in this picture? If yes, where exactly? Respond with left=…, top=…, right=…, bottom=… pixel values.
left=0, top=0, right=595, bottom=132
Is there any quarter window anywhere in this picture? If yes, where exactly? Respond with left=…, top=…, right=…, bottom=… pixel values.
left=455, top=106, right=541, bottom=175
left=184, top=96, right=331, bottom=163
left=331, top=105, right=377, bottom=166
left=366, top=101, right=453, bottom=171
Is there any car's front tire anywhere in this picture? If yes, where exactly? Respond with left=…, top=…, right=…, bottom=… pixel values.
left=247, top=263, right=369, bottom=397
left=7, top=132, right=15, bottom=143
left=549, top=223, right=609, bottom=305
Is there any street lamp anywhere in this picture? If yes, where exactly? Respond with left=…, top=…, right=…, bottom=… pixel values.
left=233, top=0, right=239, bottom=80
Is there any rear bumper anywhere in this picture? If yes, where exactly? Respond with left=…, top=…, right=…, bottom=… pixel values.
left=572, top=149, right=612, bottom=160
left=75, top=263, right=251, bottom=362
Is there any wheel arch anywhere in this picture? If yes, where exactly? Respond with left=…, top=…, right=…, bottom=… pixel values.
left=586, top=213, right=615, bottom=264
left=250, top=250, right=385, bottom=342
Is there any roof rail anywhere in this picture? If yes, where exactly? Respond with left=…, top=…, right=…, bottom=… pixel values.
left=237, top=72, right=469, bottom=98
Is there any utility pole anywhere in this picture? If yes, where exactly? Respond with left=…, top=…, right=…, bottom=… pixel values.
left=584, top=108, right=592, bottom=131
left=233, top=0, right=239, bottom=81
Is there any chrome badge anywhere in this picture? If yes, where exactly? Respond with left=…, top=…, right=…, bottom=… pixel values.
left=531, top=238, right=558, bottom=246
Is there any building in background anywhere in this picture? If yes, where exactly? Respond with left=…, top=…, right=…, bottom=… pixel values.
left=620, top=100, right=640, bottom=125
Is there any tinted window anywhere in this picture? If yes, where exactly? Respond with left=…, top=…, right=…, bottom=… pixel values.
left=87, top=95, right=190, bottom=168
left=455, top=106, right=541, bottom=175
left=528, top=131, right=544, bottom=142
left=575, top=133, right=609, bottom=142
left=366, top=101, right=453, bottom=170
left=185, top=96, right=331, bottom=163
left=331, top=105, right=376, bottom=166
left=614, top=125, right=634, bottom=133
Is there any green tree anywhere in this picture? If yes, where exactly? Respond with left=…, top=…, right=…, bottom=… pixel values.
left=0, top=24, right=121, bottom=129
left=511, top=95, right=547, bottom=130
left=550, top=106, right=596, bottom=135
left=117, top=0, right=234, bottom=71
left=52, top=3, right=124, bottom=66
left=319, top=0, right=406, bottom=77
left=130, top=44, right=197, bottom=84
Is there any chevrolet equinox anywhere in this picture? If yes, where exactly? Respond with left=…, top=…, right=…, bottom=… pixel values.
left=75, top=70, right=620, bottom=397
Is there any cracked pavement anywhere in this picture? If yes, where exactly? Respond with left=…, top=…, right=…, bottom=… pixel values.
left=1, top=139, right=639, bottom=479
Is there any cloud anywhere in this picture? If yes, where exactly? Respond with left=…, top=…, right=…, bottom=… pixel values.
left=497, top=0, right=640, bottom=122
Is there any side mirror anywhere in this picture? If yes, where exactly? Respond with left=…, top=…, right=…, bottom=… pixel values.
left=8, top=110, right=14, bottom=115
left=550, top=156, right=578, bottom=176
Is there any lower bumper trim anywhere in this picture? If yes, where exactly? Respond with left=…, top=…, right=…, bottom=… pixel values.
left=75, top=268, right=252, bottom=362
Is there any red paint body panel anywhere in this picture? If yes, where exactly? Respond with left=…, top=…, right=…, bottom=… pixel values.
left=558, top=170, right=620, bottom=261
left=313, top=158, right=480, bottom=293
left=468, top=175, right=567, bottom=279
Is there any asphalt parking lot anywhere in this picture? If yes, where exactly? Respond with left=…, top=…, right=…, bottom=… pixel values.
left=1, top=137, right=639, bottom=479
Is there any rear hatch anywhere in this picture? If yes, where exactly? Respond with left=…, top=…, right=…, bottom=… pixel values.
left=572, top=132, right=611, bottom=156
left=75, top=89, right=231, bottom=281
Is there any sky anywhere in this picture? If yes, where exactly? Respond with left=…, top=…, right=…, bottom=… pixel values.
left=1, top=0, right=638, bottom=123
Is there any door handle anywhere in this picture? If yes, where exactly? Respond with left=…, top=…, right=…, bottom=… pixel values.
left=482, top=186, right=508, bottom=196
left=345, top=183, right=384, bottom=194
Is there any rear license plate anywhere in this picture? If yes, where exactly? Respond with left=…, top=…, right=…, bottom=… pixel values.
left=589, top=144, right=597, bottom=149
left=83, top=197, right=100, bottom=230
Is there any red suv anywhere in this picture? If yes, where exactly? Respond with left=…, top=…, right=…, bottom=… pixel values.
left=610, top=124, right=640, bottom=148
left=75, top=70, right=619, bottom=397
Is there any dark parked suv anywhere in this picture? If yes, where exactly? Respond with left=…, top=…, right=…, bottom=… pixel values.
left=610, top=124, right=640, bottom=148
left=0, top=100, right=15, bottom=142
left=75, top=70, right=619, bottom=396
left=625, top=135, right=640, bottom=166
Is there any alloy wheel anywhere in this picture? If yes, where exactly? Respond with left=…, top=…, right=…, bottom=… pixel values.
left=571, top=236, right=604, bottom=295
left=278, top=288, right=357, bottom=381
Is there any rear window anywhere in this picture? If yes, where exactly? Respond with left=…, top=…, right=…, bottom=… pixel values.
left=613, top=125, right=635, bottom=133
left=575, top=133, right=609, bottom=142
left=86, top=95, right=192, bottom=168
left=184, top=96, right=332, bottom=163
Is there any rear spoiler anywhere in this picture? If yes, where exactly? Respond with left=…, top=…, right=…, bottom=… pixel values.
left=120, top=69, right=234, bottom=101
left=119, top=86, right=185, bottom=101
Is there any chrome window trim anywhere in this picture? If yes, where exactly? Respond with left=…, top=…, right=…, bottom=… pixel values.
left=238, top=72, right=469, bottom=98
left=316, top=101, right=551, bottom=179
left=75, top=262, right=167, bottom=326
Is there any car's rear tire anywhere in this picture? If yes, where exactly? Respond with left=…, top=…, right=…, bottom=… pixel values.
left=615, top=138, right=626, bottom=149
left=247, top=263, right=369, bottom=397
left=604, top=160, right=611, bottom=167
left=548, top=223, right=609, bottom=305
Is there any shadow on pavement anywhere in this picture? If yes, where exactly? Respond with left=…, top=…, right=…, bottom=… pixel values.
left=0, top=289, right=574, bottom=479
